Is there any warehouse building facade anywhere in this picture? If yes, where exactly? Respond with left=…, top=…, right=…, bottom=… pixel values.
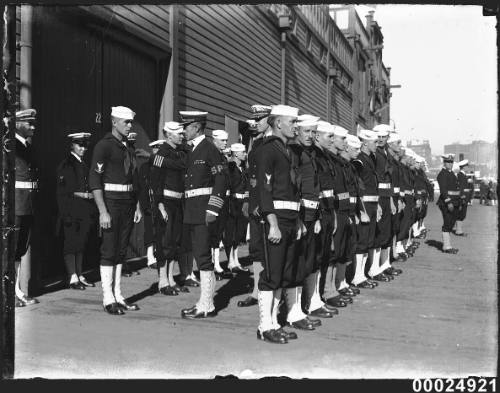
left=16, top=4, right=392, bottom=290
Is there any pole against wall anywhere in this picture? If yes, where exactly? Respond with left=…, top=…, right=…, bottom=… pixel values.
left=1, top=5, right=18, bottom=379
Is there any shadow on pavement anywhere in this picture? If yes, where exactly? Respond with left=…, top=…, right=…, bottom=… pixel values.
left=126, top=282, right=158, bottom=304
left=425, top=239, right=443, bottom=251
left=213, top=272, right=253, bottom=312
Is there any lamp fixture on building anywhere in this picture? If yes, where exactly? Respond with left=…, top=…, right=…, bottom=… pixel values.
left=279, top=14, right=292, bottom=31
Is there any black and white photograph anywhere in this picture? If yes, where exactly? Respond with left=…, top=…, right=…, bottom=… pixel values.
left=0, top=2, right=498, bottom=381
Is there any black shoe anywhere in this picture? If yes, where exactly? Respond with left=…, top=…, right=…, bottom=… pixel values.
left=69, top=282, right=86, bottom=290
left=237, top=296, right=258, bottom=307
left=339, top=288, right=356, bottom=297
left=305, top=316, right=322, bottom=326
left=326, top=297, right=347, bottom=308
left=398, top=253, right=408, bottom=261
left=443, top=248, right=459, bottom=254
left=372, top=273, right=391, bottom=282
left=385, top=267, right=402, bottom=275
left=121, top=268, right=133, bottom=277
left=173, top=284, right=189, bottom=293
left=117, top=300, right=140, bottom=311
left=183, top=278, right=200, bottom=287
left=339, top=295, right=353, bottom=304
left=159, top=286, right=179, bottom=296
left=349, top=286, right=361, bottom=295
left=366, top=279, right=378, bottom=287
left=277, top=327, right=298, bottom=340
left=19, top=295, right=39, bottom=305
left=257, top=329, right=288, bottom=344
left=394, top=255, right=407, bottom=263
left=351, top=281, right=374, bottom=289
left=309, top=306, right=336, bottom=318
left=214, top=271, right=224, bottom=281
left=104, top=303, right=125, bottom=315
left=229, top=265, right=250, bottom=274
left=79, top=277, right=95, bottom=287
left=15, top=297, right=26, bottom=307
left=149, top=262, right=158, bottom=269
left=322, top=303, right=340, bottom=313
left=289, top=318, right=315, bottom=330
left=221, top=270, right=234, bottom=279
left=455, top=233, right=467, bottom=237
left=181, top=306, right=216, bottom=319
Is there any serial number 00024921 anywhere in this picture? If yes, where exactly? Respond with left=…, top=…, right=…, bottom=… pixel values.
left=412, top=378, right=496, bottom=393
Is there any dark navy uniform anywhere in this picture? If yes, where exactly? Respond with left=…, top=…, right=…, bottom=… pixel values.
left=354, top=151, right=379, bottom=254
left=456, top=170, right=469, bottom=222
left=224, top=160, right=249, bottom=251
left=88, top=132, right=138, bottom=266
left=208, top=152, right=230, bottom=250
left=397, top=163, right=415, bottom=242
left=414, top=167, right=429, bottom=225
left=150, top=142, right=188, bottom=265
left=437, top=167, right=460, bottom=232
left=183, top=136, right=227, bottom=271
left=56, top=153, right=98, bottom=255
left=388, top=151, right=402, bottom=238
left=14, top=134, right=38, bottom=261
left=374, top=145, right=393, bottom=248
left=257, top=136, right=300, bottom=291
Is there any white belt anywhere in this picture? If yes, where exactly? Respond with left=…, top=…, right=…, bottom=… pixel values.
left=273, top=200, right=300, bottom=211
left=185, top=187, right=213, bottom=198
left=349, top=197, right=357, bottom=203
left=73, top=192, right=94, bottom=199
left=463, top=188, right=471, bottom=192
left=447, top=191, right=460, bottom=196
left=232, top=192, right=247, bottom=199
left=378, top=183, right=391, bottom=189
left=301, top=199, right=319, bottom=209
left=15, top=181, right=38, bottom=189
left=404, top=190, right=414, bottom=195
left=416, top=190, right=426, bottom=195
left=163, top=189, right=183, bottom=199
left=337, top=192, right=350, bottom=200
left=362, top=195, right=379, bottom=202
left=319, top=189, right=335, bottom=199
left=104, top=183, right=133, bottom=192
left=393, top=187, right=400, bottom=193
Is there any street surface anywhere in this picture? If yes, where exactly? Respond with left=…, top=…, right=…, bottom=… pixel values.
left=14, top=202, right=497, bottom=379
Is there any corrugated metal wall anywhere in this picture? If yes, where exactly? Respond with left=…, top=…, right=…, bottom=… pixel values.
left=177, top=5, right=281, bottom=130
left=330, top=83, right=353, bottom=130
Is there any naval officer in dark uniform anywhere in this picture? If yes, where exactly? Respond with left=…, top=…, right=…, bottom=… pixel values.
left=237, top=104, right=273, bottom=308
left=437, top=154, right=460, bottom=253
left=179, top=111, right=228, bottom=319
left=89, top=106, right=142, bottom=315
left=56, top=132, right=97, bottom=290
left=455, top=159, right=470, bottom=236
left=14, top=109, right=40, bottom=307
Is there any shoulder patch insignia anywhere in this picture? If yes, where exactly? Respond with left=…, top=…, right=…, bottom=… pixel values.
left=265, top=173, right=272, bottom=184
left=95, top=162, right=104, bottom=174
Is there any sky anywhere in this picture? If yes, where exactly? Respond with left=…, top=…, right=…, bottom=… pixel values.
left=355, top=4, right=497, bottom=155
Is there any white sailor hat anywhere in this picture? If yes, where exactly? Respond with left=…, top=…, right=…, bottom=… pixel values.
left=387, top=132, right=402, bottom=144
left=331, top=125, right=349, bottom=137
left=346, top=134, right=362, bottom=148
left=212, top=129, right=229, bottom=140
left=297, top=114, right=320, bottom=122
left=458, top=159, right=469, bottom=167
left=405, top=148, right=416, bottom=158
left=270, top=104, right=299, bottom=118
left=372, top=124, right=391, bottom=136
left=16, top=108, right=37, bottom=122
left=111, top=106, right=136, bottom=120
left=250, top=105, right=272, bottom=119
left=297, top=114, right=320, bottom=128
left=316, top=121, right=334, bottom=133
left=179, top=111, right=208, bottom=124
left=230, top=143, right=246, bottom=152
left=441, top=153, right=455, bottom=163
left=149, top=139, right=167, bottom=148
left=163, top=121, right=184, bottom=133
left=415, top=155, right=425, bottom=163
left=68, top=132, right=91, bottom=141
left=357, top=129, right=378, bottom=141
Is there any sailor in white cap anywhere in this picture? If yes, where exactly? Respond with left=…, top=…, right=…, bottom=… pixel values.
left=179, top=110, right=228, bottom=319
left=147, top=121, right=190, bottom=295
left=255, top=104, right=305, bottom=343
left=454, top=159, right=470, bottom=236
left=287, top=115, right=333, bottom=324
left=88, top=106, right=142, bottom=315
left=223, top=143, right=250, bottom=274
left=238, top=104, right=274, bottom=308
left=56, top=132, right=96, bottom=291
left=14, top=109, right=40, bottom=307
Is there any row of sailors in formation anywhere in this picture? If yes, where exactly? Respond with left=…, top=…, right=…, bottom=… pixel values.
left=14, top=105, right=463, bottom=346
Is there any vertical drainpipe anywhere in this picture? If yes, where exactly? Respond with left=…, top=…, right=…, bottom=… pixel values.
left=20, top=5, right=33, bottom=109
left=326, top=21, right=331, bottom=122
left=169, top=4, right=178, bottom=118
left=280, top=30, right=286, bottom=104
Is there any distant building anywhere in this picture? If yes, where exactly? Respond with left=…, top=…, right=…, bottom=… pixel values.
left=444, top=140, right=497, bottom=178
left=407, top=139, right=432, bottom=165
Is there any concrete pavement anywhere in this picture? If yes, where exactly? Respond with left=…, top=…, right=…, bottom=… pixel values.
left=14, top=203, right=497, bottom=379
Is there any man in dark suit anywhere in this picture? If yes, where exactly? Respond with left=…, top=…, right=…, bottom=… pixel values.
left=14, top=109, right=40, bottom=307
left=56, top=132, right=97, bottom=290
left=179, top=111, right=228, bottom=319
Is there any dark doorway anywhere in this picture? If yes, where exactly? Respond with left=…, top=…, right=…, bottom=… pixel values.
left=31, top=6, right=169, bottom=288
